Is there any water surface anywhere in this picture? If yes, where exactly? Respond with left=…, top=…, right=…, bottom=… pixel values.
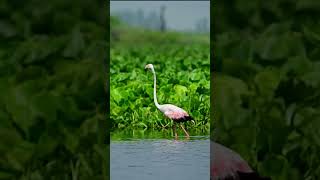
left=111, top=129, right=209, bottom=180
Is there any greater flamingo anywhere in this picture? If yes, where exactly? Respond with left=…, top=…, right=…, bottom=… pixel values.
left=211, top=141, right=271, bottom=180
left=145, top=64, right=194, bottom=139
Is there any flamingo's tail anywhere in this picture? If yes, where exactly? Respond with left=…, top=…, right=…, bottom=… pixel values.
left=187, top=116, right=195, bottom=125
left=174, top=115, right=195, bottom=123
left=237, top=172, right=271, bottom=180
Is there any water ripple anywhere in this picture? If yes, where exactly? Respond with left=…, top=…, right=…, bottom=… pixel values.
left=111, top=138, right=209, bottom=180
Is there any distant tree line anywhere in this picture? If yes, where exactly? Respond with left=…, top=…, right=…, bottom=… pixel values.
left=112, top=7, right=209, bottom=33
left=113, top=8, right=162, bottom=30
left=195, top=17, right=209, bottom=33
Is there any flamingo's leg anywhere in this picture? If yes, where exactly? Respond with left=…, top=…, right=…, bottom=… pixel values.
left=173, top=123, right=178, bottom=139
left=180, top=124, right=190, bottom=137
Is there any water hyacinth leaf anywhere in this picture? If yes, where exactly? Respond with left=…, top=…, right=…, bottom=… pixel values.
left=4, top=86, right=36, bottom=135
left=79, top=153, right=93, bottom=176
left=301, top=71, right=320, bottom=88
left=15, top=66, right=47, bottom=82
left=63, top=128, right=79, bottom=154
left=93, top=145, right=108, bottom=162
left=296, top=0, right=320, bottom=10
left=303, top=25, right=320, bottom=44
left=0, top=20, right=17, bottom=38
left=31, top=92, right=58, bottom=122
left=59, top=97, right=84, bottom=124
left=282, top=56, right=312, bottom=77
left=304, top=117, right=320, bottom=147
left=115, top=73, right=129, bottom=82
left=190, top=71, right=203, bottom=81
left=211, top=0, right=320, bottom=179
left=34, top=133, right=59, bottom=159
left=213, top=75, right=248, bottom=129
left=268, top=127, right=290, bottom=153
left=0, top=127, right=23, bottom=153
left=258, top=154, right=289, bottom=178
left=29, top=171, right=43, bottom=180
left=80, top=116, right=98, bottom=136
left=111, top=88, right=122, bottom=104
left=8, top=141, right=34, bottom=169
left=254, top=69, right=281, bottom=97
left=63, top=26, right=85, bottom=58
left=282, top=140, right=300, bottom=156
left=255, top=35, right=289, bottom=60
left=253, top=22, right=302, bottom=60
left=6, top=153, right=24, bottom=172
left=189, top=83, right=198, bottom=93
left=111, top=105, right=121, bottom=116
left=0, top=1, right=108, bottom=179
left=0, top=171, right=14, bottom=179
left=0, top=110, right=10, bottom=128
left=174, top=85, right=188, bottom=97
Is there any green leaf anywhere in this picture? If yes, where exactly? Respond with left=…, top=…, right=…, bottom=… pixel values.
left=62, top=128, right=79, bottom=154
left=174, top=85, right=188, bottom=97
left=34, top=133, right=59, bottom=159
left=80, top=117, right=98, bottom=137
left=111, top=88, right=122, bottom=104
left=136, top=122, right=147, bottom=128
left=0, top=127, right=23, bottom=153
left=254, top=69, right=281, bottom=97
left=296, top=0, right=320, bottom=10
left=4, top=84, right=36, bottom=135
left=213, top=75, right=249, bottom=129
left=31, top=92, right=58, bottom=122
left=0, top=171, right=14, bottom=179
left=301, top=71, right=320, bottom=87
left=0, top=20, right=17, bottom=38
left=63, top=26, right=85, bottom=58
left=282, top=56, right=312, bottom=77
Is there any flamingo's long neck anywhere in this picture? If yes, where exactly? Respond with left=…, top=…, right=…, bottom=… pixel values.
left=152, top=68, right=161, bottom=109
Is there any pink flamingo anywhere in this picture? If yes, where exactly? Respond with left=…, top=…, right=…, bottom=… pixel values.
left=145, top=64, right=194, bottom=139
left=211, top=141, right=271, bottom=180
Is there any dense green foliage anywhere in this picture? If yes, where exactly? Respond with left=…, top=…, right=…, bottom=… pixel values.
left=0, top=1, right=108, bottom=179
left=213, top=1, right=320, bottom=179
left=110, top=20, right=210, bottom=132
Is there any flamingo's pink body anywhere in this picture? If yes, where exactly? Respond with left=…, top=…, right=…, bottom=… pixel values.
left=160, top=104, right=192, bottom=122
left=145, top=64, right=194, bottom=138
left=211, top=141, right=270, bottom=180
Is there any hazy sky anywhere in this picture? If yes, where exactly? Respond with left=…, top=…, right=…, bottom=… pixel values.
left=110, top=1, right=210, bottom=31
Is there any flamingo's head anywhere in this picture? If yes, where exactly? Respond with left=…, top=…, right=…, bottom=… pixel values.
left=145, top=64, right=154, bottom=72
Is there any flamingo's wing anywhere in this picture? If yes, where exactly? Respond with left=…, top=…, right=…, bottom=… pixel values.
left=161, top=105, right=193, bottom=122
left=164, top=110, right=187, bottom=119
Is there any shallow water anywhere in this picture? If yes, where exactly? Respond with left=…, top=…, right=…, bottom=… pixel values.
left=111, top=129, right=209, bottom=180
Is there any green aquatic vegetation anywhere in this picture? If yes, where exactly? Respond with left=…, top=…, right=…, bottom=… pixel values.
left=110, top=42, right=210, bottom=131
left=0, top=1, right=107, bottom=179
left=111, top=128, right=209, bottom=141
left=213, top=1, right=320, bottom=179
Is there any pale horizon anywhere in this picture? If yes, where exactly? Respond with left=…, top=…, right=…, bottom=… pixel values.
left=110, top=1, right=210, bottom=31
